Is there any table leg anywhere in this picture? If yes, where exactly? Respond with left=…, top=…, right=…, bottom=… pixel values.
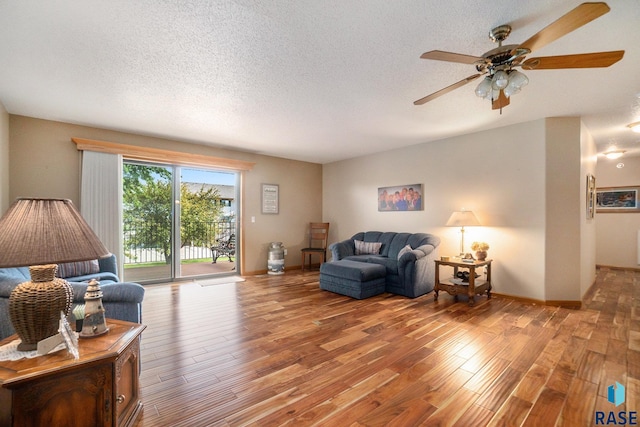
left=434, top=262, right=440, bottom=301
left=468, top=266, right=476, bottom=307
left=486, top=263, right=492, bottom=299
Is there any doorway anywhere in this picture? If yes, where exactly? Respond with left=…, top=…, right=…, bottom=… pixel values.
left=122, top=161, right=238, bottom=283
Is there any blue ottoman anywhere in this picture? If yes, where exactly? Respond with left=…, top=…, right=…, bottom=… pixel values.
left=319, top=260, right=386, bottom=299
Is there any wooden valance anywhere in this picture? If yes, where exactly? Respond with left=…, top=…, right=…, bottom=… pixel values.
left=72, top=137, right=255, bottom=171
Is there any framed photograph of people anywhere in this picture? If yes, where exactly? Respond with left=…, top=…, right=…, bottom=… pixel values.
left=378, top=184, right=423, bottom=211
left=595, top=186, right=640, bottom=213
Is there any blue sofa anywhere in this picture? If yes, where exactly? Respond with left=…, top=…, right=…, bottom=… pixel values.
left=0, top=254, right=145, bottom=340
left=325, top=231, right=441, bottom=298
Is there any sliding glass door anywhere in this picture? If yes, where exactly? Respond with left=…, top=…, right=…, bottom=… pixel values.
left=122, top=161, right=238, bottom=283
left=179, top=167, right=237, bottom=278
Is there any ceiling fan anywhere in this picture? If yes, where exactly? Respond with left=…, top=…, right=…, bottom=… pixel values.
left=414, top=2, right=624, bottom=111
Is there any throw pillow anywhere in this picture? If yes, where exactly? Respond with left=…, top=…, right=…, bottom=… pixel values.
left=354, top=239, right=382, bottom=255
left=397, top=244, right=412, bottom=260
left=56, top=259, right=100, bottom=279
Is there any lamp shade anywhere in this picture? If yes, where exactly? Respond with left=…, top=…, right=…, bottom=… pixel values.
left=503, top=84, right=519, bottom=98
left=491, top=70, right=509, bottom=90
left=446, top=210, right=481, bottom=227
left=508, top=70, right=529, bottom=89
left=475, top=76, right=493, bottom=98
left=0, top=198, right=110, bottom=268
left=0, top=198, right=111, bottom=350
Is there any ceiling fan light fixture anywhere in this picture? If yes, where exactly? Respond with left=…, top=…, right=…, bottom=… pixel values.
left=508, top=70, right=529, bottom=89
left=475, top=76, right=493, bottom=98
left=627, top=121, right=640, bottom=133
left=503, top=70, right=528, bottom=98
left=415, top=3, right=621, bottom=112
left=491, top=70, right=509, bottom=90
left=503, top=84, right=520, bottom=98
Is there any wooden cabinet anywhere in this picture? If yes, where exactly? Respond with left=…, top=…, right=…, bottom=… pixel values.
left=434, top=258, right=492, bottom=306
left=114, top=334, right=142, bottom=427
left=0, top=319, right=145, bottom=427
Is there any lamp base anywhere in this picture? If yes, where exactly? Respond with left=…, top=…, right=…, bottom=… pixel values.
left=9, top=265, right=73, bottom=351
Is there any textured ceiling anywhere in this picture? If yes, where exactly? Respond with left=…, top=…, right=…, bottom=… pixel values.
left=0, top=1, right=639, bottom=164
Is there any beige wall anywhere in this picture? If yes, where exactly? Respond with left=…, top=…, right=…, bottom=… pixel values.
left=6, top=112, right=607, bottom=299
left=323, top=118, right=595, bottom=303
left=324, top=119, right=549, bottom=301
left=596, top=155, right=640, bottom=269
left=580, top=121, right=598, bottom=296
left=0, top=102, right=8, bottom=213
left=8, top=115, right=322, bottom=275
left=543, top=117, right=596, bottom=301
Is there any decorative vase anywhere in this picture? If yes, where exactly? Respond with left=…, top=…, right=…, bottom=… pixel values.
left=475, top=251, right=488, bottom=261
left=8, top=264, right=73, bottom=351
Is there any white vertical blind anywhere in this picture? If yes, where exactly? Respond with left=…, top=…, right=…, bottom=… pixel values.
left=80, top=151, right=124, bottom=273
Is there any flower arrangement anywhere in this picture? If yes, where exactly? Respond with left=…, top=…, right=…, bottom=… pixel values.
left=470, top=241, right=490, bottom=251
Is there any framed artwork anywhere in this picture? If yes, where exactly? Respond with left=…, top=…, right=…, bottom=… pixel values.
left=378, top=184, right=423, bottom=211
left=261, top=183, right=279, bottom=214
left=586, top=174, right=596, bottom=219
left=596, top=185, right=640, bottom=213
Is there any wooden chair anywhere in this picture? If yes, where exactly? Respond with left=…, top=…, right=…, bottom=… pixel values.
left=300, top=222, right=330, bottom=271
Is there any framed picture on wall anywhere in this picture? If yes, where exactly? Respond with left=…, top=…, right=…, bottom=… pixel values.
left=596, top=185, right=640, bottom=213
left=586, top=174, right=596, bottom=219
left=261, top=183, right=279, bottom=214
left=378, top=184, right=423, bottom=211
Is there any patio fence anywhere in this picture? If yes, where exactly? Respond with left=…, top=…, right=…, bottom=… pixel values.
left=123, top=219, right=235, bottom=264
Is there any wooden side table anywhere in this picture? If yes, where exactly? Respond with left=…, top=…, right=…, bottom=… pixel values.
left=434, top=258, right=492, bottom=306
left=0, top=319, right=145, bottom=427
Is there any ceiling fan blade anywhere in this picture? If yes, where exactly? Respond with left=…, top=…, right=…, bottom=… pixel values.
left=522, top=50, right=624, bottom=70
left=492, top=90, right=510, bottom=110
left=420, top=50, right=483, bottom=64
left=514, top=2, right=610, bottom=55
left=414, top=74, right=482, bottom=105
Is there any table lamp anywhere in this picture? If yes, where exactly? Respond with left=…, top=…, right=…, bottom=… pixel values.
left=0, top=198, right=110, bottom=350
left=446, top=210, right=480, bottom=256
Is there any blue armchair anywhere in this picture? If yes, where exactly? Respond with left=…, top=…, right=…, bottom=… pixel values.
left=0, top=254, right=145, bottom=340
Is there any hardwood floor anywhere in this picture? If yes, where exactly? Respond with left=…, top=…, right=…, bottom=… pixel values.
left=136, top=268, right=639, bottom=426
